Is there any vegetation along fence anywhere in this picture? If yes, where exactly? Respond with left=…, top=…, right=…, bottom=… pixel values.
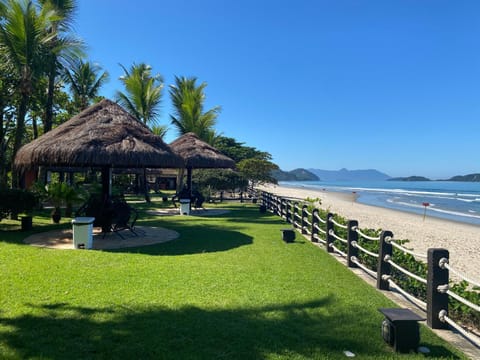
left=256, top=189, right=480, bottom=348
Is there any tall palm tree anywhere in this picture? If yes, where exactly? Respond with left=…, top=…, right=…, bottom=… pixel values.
left=38, top=0, right=84, bottom=132
left=0, top=0, right=58, bottom=186
left=64, top=59, right=109, bottom=112
left=169, top=76, right=221, bottom=143
left=116, top=63, right=163, bottom=125
left=0, top=62, right=16, bottom=189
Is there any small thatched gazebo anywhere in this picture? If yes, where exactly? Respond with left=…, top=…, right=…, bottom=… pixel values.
left=15, top=99, right=183, bottom=199
left=169, top=132, right=236, bottom=194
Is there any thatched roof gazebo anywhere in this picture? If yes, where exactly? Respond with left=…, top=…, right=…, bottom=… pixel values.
left=169, top=132, right=235, bottom=194
left=15, top=99, right=183, bottom=199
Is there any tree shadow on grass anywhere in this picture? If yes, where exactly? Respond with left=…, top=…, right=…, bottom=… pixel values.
left=0, top=298, right=461, bottom=360
left=106, top=225, right=253, bottom=256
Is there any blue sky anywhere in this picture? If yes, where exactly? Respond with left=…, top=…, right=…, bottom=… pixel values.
left=75, top=0, right=480, bottom=179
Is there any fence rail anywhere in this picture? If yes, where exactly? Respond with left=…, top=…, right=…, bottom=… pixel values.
left=258, top=189, right=480, bottom=349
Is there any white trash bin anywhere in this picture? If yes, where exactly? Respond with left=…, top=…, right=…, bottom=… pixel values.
left=71, top=217, right=95, bottom=249
left=179, top=199, right=191, bottom=215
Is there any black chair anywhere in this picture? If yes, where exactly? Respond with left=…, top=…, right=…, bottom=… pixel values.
left=109, top=202, right=140, bottom=239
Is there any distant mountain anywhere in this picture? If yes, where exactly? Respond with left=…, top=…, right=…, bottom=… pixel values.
left=447, top=173, right=480, bottom=182
left=388, top=176, right=431, bottom=181
left=307, top=168, right=390, bottom=182
left=272, top=168, right=319, bottom=182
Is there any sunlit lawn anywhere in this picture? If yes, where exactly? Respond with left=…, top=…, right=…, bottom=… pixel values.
left=0, top=199, right=467, bottom=359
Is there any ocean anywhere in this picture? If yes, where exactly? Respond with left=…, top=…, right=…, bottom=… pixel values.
left=278, top=180, right=480, bottom=226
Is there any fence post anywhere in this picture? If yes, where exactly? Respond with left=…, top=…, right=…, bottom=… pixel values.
left=292, top=202, right=298, bottom=229
left=301, top=205, right=308, bottom=235
left=347, top=220, right=358, bottom=268
left=326, top=213, right=334, bottom=253
left=284, top=199, right=290, bottom=223
left=311, top=209, right=319, bottom=243
left=377, top=230, right=393, bottom=290
left=427, top=248, right=449, bottom=329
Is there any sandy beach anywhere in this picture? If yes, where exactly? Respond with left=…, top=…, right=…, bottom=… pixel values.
left=259, top=184, right=480, bottom=282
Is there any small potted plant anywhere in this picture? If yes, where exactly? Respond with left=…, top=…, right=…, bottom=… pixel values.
left=46, top=183, right=66, bottom=223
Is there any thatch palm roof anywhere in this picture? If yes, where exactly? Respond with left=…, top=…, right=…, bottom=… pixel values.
left=14, top=99, right=183, bottom=171
left=169, top=132, right=235, bottom=169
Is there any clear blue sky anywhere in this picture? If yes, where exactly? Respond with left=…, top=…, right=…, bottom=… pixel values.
left=75, top=0, right=480, bottom=179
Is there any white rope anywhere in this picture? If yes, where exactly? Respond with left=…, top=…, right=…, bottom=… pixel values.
left=351, top=241, right=379, bottom=258
left=350, top=256, right=377, bottom=277
left=293, top=221, right=301, bottom=229
left=329, top=243, right=347, bottom=257
left=387, top=278, right=427, bottom=311
left=330, top=218, right=348, bottom=229
left=314, top=212, right=326, bottom=224
left=329, top=229, right=348, bottom=244
left=313, top=233, right=326, bottom=245
left=385, top=257, right=427, bottom=284
left=313, top=223, right=326, bottom=235
left=441, top=261, right=480, bottom=288
left=353, top=227, right=380, bottom=241
left=304, top=209, right=312, bottom=217
left=303, top=217, right=311, bottom=226
left=390, top=240, right=427, bottom=259
left=446, top=290, right=480, bottom=313
left=304, top=227, right=312, bottom=235
left=440, top=311, right=480, bottom=347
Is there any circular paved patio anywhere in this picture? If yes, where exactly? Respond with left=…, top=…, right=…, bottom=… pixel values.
left=23, top=226, right=179, bottom=250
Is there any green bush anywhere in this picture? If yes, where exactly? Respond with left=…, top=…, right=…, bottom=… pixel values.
left=0, top=189, right=37, bottom=220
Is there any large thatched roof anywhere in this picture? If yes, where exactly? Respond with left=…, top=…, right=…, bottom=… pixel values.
left=169, top=132, right=235, bottom=169
left=15, top=99, right=183, bottom=171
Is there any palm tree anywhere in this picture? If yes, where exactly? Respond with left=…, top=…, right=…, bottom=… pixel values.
left=116, top=63, right=163, bottom=125
left=150, top=124, right=169, bottom=138
left=64, top=59, right=109, bottom=112
left=169, top=76, right=221, bottom=143
left=38, top=0, right=84, bottom=132
left=0, top=0, right=58, bottom=186
left=0, top=62, right=16, bottom=189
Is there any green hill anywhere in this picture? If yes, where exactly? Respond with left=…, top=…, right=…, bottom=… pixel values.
left=388, top=176, right=431, bottom=181
left=272, top=168, right=319, bottom=182
left=448, top=173, right=480, bottom=182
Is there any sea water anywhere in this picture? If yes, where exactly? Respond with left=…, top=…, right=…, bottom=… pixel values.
left=279, top=180, right=480, bottom=226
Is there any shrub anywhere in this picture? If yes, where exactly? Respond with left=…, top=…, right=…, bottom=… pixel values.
left=0, top=189, right=37, bottom=220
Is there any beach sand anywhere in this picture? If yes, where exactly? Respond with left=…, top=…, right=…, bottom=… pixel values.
left=259, top=184, right=480, bottom=281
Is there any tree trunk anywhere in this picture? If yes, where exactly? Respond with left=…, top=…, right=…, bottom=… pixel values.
left=0, top=106, right=7, bottom=190
left=11, top=94, right=29, bottom=188
left=43, top=57, right=56, bottom=133
left=32, top=116, right=38, bottom=139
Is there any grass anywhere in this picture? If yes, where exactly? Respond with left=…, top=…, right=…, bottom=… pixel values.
left=0, top=199, right=468, bottom=359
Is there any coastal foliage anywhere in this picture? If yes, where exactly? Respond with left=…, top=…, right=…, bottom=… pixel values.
left=302, top=201, right=479, bottom=331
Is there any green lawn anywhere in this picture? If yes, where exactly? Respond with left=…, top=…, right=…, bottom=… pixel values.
left=0, top=201, right=467, bottom=359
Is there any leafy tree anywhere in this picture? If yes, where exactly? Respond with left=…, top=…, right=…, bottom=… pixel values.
left=193, top=169, right=248, bottom=195
left=116, top=62, right=163, bottom=125
left=237, top=158, right=279, bottom=187
left=169, top=76, right=220, bottom=143
left=64, top=59, right=109, bottom=112
left=214, top=136, right=272, bottom=163
left=38, top=0, right=84, bottom=132
left=0, top=0, right=59, bottom=186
